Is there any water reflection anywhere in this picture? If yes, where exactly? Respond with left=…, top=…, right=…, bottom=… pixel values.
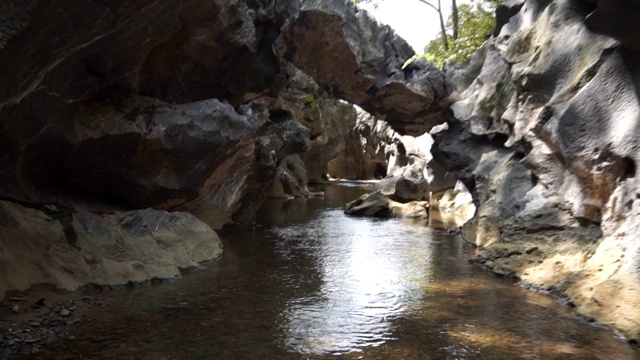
left=272, top=212, right=435, bottom=354
left=29, top=184, right=640, bottom=360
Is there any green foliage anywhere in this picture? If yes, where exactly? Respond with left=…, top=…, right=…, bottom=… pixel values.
left=305, top=93, right=318, bottom=110
left=353, top=0, right=379, bottom=9
left=424, top=0, right=496, bottom=68
left=229, top=0, right=238, bottom=5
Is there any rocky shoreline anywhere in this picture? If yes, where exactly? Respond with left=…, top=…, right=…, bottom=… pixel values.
left=0, top=289, right=102, bottom=358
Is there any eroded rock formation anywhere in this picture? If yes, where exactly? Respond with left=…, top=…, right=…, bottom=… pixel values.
left=344, top=190, right=429, bottom=219
left=0, top=0, right=451, bottom=299
left=0, top=0, right=309, bottom=295
left=0, top=200, right=222, bottom=300
left=278, top=65, right=357, bottom=184
left=278, top=0, right=453, bottom=136
left=436, top=0, right=640, bottom=340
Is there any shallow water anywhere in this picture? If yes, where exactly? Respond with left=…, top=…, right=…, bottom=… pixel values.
left=34, top=185, right=638, bottom=359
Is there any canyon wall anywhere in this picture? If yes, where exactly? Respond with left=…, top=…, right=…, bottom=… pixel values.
left=434, top=0, right=640, bottom=341
left=0, top=0, right=450, bottom=297
left=4, top=0, right=638, bottom=343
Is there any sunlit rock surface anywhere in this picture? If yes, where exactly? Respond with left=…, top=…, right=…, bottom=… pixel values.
left=344, top=190, right=429, bottom=219
left=434, top=181, right=476, bottom=226
left=278, top=0, right=452, bottom=136
left=438, top=0, right=640, bottom=340
left=0, top=200, right=222, bottom=297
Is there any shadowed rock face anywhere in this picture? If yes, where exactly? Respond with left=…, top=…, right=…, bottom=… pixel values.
left=0, top=0, right=309, bottom=220
left=0, top=0, right=450, bottom=299
left=437, top=0, right=640, bottom=340
left=0, top=0, right=292, bottom=106
left=277, top=0, right=452, bottom=136
left=278, top=65, right=357, bottom=183
left=0, top=0, right=310, bottom=295
left=585, top=0, right=640, bottom=52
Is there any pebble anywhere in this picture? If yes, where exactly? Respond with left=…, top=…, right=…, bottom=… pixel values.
left=1, top=297, right=88, bottom=357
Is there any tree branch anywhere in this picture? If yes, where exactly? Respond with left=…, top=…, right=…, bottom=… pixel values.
left=415, top=0, right=440, bottom=12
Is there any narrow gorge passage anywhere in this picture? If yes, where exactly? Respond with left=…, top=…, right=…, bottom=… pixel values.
left=25, top=185, right=637, bottom=359
left=3, top=0, right=640, bottom=356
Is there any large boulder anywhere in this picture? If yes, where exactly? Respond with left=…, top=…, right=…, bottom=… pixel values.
left=344, top=190, right=429, bottom=219
left=0, top=200, right=222, bottom=298
left=436, top=0, right=640, bottom=340
left=277, top=0, right=452, bottom=136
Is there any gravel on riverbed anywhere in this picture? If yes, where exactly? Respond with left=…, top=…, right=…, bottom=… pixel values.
left=0, top=295, right=104, bottom=357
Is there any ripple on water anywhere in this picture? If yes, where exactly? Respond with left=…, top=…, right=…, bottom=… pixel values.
left=29, top=185, right=640, bottom=359
left=269, top=208, right=439, bottom=354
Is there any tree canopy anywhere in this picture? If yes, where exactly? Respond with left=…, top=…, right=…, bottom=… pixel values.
left=354, top=0, right=498, bottom=69
left=423, top=0, right=496, bottom=68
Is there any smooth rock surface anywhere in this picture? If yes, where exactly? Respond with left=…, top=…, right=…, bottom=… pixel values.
left=0, top=200, right=222, bottom=298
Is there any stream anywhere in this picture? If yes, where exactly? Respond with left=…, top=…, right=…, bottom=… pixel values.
left=31, top=184, right=638, bottom=359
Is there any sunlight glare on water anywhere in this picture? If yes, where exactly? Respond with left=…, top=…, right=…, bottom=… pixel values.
left=32, top=184, right=640, bottom=360
left=273, top=210, right=435, bottom=354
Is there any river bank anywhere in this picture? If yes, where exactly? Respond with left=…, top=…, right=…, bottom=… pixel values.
left=1, top=185, right=637, bottom=359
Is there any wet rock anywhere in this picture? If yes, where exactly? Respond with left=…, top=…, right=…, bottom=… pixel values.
left=0, top=296, right=96, bottom=357
left=344, top=190, right=429, bottom=219
left=8, top=295, right=26, bottom=302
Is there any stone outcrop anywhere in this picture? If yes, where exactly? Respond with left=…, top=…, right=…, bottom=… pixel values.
left=0, top=200, right=222, bottom=298
left=0, top=0, right=312, bottom=297
left=344, top=190, right=429, bottom=219
left=278, top=65, right=357, bottom=183
left=329, top=109, right=457, bottom=189
left=277, top=0, right=452, bottom=136
left=433, top=181, right=476, bottom=226
left=2, top=0, right=453, bottom=299
left=268, top=154, right=321, bottom=199
left=0, top=1, right=309, bottom=225
left=328, top=109, right=395, bottom=180
left=435, top=0, right=640, bottom=340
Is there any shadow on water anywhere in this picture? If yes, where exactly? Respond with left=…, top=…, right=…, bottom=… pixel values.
left=30, top=184, right=639, bottom=359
